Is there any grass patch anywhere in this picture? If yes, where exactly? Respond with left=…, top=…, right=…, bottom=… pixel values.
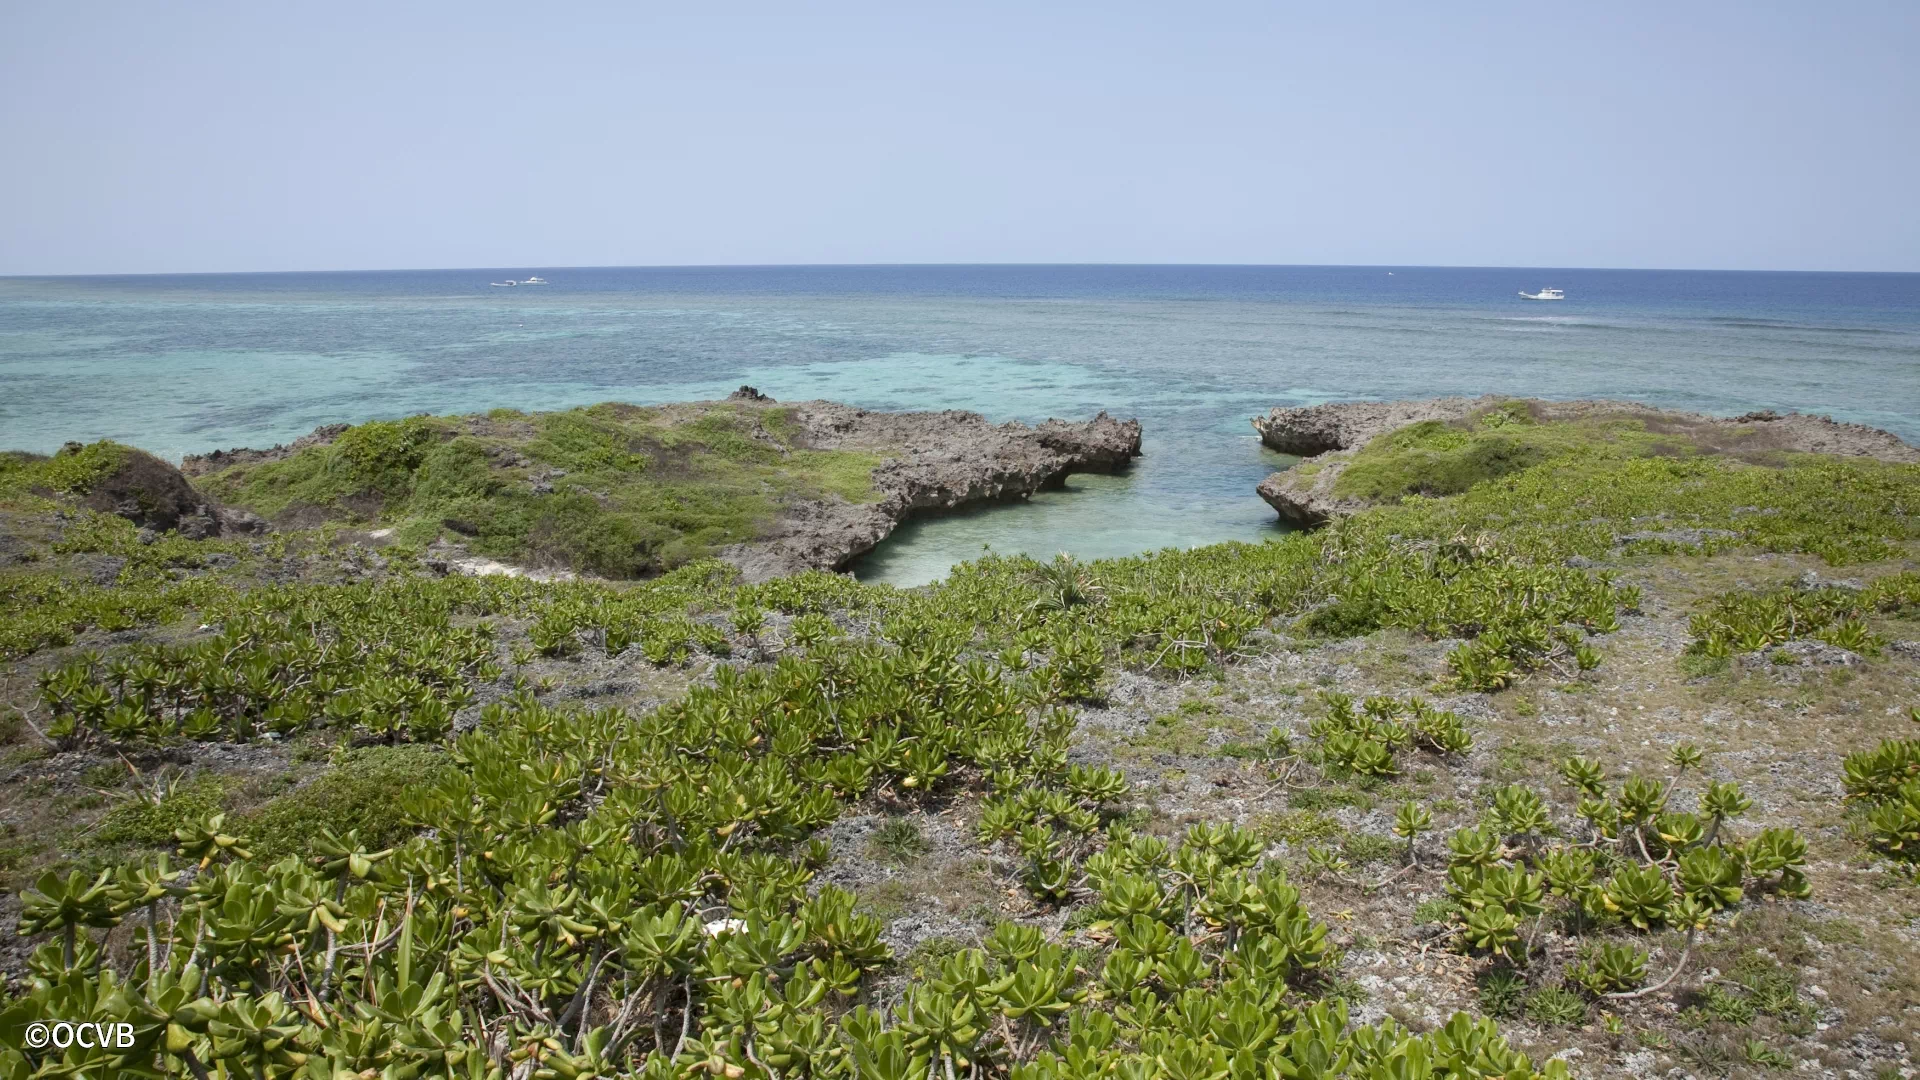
left=240, top=745, right=451, bottom=860
left=199, top=403, right=886, bottom=577
left=1475, top=968, right=1527, bottom=1018
left=856, top=880, right=916, bottom=922
left=1123, top=699, right=1251, bottom=759
left=1524, top=986, right=1588, bottom=1027
left=1491, top=738, right=1551, bottom=780
left=1333, top=404, right=1685, bottom=503
left=1679, top=652, right=1731, bottom=678
left=870, top=816, right=931, bottom=864
left=1255, top=809, right=1341, bottom=845
left=0, top=441, right=129, bottom=502
left=1340, top=832, right=1403, bottom=866
left=1288, top=786, right=1375, bottom=812
left=88, top=777, right=228, bottom=849
left=900, top=936, right=968, bottom=979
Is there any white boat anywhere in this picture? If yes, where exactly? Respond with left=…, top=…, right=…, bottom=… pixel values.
left=519, top=276, right=549, bottom=285
left=490, top=280, right=517, bottom=287
left=1519, top=287, right=1565, bottom=300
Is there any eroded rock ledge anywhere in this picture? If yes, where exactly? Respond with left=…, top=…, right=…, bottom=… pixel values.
left=183, top=393, right=1142, bottom=582
left=722, top=397, right=1142, bottom=580
left=1252, top=395, right=1919, bottom=527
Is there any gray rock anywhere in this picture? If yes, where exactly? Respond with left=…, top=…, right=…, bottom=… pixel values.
left=718, top=403, right=1143, bottom=581
left=218, top=506, right=267, bottom=534
left=1798, top=570, right=1864, bottom=591
left=1738, top=640, right=1862, bottom=670
left=180, top=423, right=348, bottom=477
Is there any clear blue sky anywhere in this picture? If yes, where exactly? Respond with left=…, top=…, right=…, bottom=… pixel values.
left=3, top=1, right=1915, bottom=275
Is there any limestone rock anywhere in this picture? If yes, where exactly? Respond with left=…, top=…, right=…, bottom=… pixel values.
left=180, top=423, right=348, bottom=477
left=719, top=403, right=1142, bottom=580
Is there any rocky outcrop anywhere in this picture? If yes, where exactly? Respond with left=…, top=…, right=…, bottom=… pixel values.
left=1254, top=467, right=1362, bottom=528
left=66, top=446, right=229, bottom=538
left=180, top=424, right=348, bottom=478
left=1249, top=399, right=1470, bottom=456
left=1252, top=395, right=1920, bottom=527
left=722, top=402, right=1142, bottom=580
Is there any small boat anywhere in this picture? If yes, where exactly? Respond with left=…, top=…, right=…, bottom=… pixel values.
left=1519, top=287, right=1565, bottom=301
left=490, top=280, right=518, bottom=287
left=519, top=276, right=549, bottom=285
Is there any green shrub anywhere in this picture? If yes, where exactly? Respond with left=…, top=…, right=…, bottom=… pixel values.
left=1524, top=986, right=1587, bottom=1027
left=1845, top=739, right=1920, bottom=862
left=241, top=745, right=451, bottom=859
left=88, top=777, right=227, bottom=849
left=0, top=440, right=128, bottom=499
left=1476, top=968, right=1528, bottom=1018
left=330, top=417, right=438, bottom=497
left=410, top=436, right=500, bottom=506
left=871, top=816, right=930, bottom=864
left=1335, top=410, right=1624, bottom=502
left=1687, top=579, right=1912, bottom=658
left=527, top=409, right=649, bottom=474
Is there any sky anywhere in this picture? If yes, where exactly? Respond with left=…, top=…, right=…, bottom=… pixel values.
left=2, top=1, right=1916, bottom=275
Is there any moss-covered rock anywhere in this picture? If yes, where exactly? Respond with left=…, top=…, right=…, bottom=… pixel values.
left=2, top=441, right=225, bottom=536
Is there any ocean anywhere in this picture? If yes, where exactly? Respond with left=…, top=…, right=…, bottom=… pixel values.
left=2, top=265, right=1917, bottom=585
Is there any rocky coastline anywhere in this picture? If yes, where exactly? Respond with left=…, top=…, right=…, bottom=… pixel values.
left=175, top=390, right=1142, bottom=580
left=717, top=394, right=1142, bottom=579
left=1251, top=395, right=1920, bottom=526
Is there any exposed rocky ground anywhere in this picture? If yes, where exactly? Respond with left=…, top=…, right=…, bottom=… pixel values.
left=808, top=551, right=1920, bottom=1076
left=8, top=540, right=1913, bottom=1076
left=4, top=396, right=1918, bottom=1079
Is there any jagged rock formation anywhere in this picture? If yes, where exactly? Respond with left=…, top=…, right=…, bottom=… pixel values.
left=180, top=424, right=349, bottom=477
left=1252, top=396, right=1919, bottom=527
left=722, top=402, right=1142, bottom=580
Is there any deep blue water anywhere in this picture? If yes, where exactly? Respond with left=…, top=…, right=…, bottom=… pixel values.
left=3, top=265, right=1916, bottom=584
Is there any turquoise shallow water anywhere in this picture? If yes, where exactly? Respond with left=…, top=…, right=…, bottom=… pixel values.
left=2, top=265, right=1916, bottom=585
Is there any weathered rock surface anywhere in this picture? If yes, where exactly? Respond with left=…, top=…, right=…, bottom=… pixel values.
left=179, top=424, right=349, bottom=477
left=1251, top=395, right=1920, bottom=526
left=721, top=401, right=1142, bottom=580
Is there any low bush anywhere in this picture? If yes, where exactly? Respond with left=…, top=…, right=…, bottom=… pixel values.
left=87, top=776, right=228, bottom=849
left=240, top=744, right=452, bottom=860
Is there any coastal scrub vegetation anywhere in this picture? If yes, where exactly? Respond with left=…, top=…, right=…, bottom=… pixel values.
left=1331, top=399, right=1859, bottom=505
left=0, top=441, right=131, bottom=501
left=2, top=411, right=1919, bottom=1076
left=194, top=403, right=884, bottom=576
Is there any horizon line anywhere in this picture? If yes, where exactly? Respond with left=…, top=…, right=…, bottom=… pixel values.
left=7, top=260, right=1920, bottom=280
